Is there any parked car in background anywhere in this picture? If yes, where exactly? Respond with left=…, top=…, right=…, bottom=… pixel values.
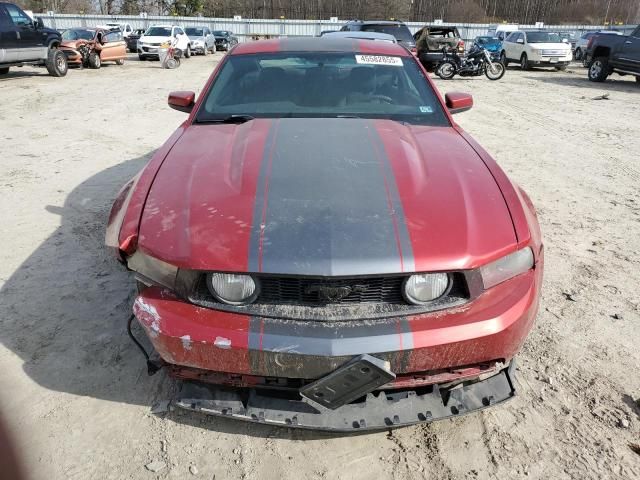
left=60, top=27, right=126, bottom=69
left=574, top=30, right=622, bottom=61
left=341, top=20, right=416, bottom=52
left=212, top=30, right=238, bottom=51
left=415, top=26, right=464, bottom=71
left=0, top=1, right=67, bottom=76
left=557, top=31, right=578, bottom=52
left=501, top=30, right=572, bottom=70
left=473, top=36, right=502, bottom=54
left=185, top=26, right=216, bottom=55
left=138, top=25, right=191, bottom=60
left=109, top=36, right=543, bottom=432
left=491, top=24, right=519, bottom=42
left=586, top=25, right=640, bottom=83
left=126, top=28, right=145, bottom=53
left=104, top=22, right=133, bottom=38
left=322, top=31, right=397, bottom=43
left=319, top=29, right=338, bottom=36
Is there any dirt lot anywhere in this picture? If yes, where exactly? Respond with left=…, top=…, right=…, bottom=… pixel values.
left=0, top=53, right=639, bottom=480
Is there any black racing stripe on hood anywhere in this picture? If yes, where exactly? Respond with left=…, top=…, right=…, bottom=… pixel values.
left=248, top=118, right=414, bottom=276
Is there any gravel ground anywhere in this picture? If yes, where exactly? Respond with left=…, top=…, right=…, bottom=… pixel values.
left=0, top=53, right=639, bottom=480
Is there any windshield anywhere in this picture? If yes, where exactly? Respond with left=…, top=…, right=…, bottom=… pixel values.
left=186, top=27, right=204, bottom=36
left=476, top=37, right=500, bottom=45
left=196, top=52, right=448, bottom=126
left=213, top=31, right=228, bottom=36
left=527, top=32, right=564, bottom=43
left=145, top=27, right=171, bottom=36
left=62, top=29, right=95, bottom=41
left=360, top=24, right=414, bottom=44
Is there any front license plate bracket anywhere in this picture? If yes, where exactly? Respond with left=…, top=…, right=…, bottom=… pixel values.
left=300, top=354, right=396, bottom=410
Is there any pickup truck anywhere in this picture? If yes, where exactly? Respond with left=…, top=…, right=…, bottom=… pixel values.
left=0, top=1, right=67, bottom=76
left=586, top=25, right=640, bottom=83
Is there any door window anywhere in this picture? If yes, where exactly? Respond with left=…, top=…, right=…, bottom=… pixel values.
left=632, top=26, right=640, bottom=39
left=105, top=31, right=123, bottom=43
left=0, top=6, right=13, bottom=28
left=4, top=4, right=31, bottom=27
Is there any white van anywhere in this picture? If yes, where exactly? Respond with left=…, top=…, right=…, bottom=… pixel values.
left=488, top=24, right=519, bottom=42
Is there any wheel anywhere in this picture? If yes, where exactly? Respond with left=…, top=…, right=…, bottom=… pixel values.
left=485, top=61, right=505, bottom=80
left=574, top=48, right=582, bottom=61
left=138, top=54, right=146, bottom=61
left=45, top=49, right=68, bottom=77
left=436, top=61, right=456, bottom=80
left=115, top=58, right=125, bottom=65
left=500, top=51, right=508, bottom=66
left=520, top=53, right=530, bottom=71
left=0, top=67, right=9, bottom=75
left=588, top=57, right=609, bottom=82
left=184, top=45, right=191, bottom=58
left=165, top=57, right=180, bottom=69
left=88, top=52, right=101, bottom=69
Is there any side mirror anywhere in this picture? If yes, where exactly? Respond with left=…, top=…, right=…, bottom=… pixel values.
left=168, top=91, right=195, bottom=113
left=517, top=38, right=524, bottom=44
left=445, top=92, right=473, bottom=115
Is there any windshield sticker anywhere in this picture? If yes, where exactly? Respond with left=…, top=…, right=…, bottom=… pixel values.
left=355, top=55, right=403, bottom=66
left=419, top=106, right=433, bottom=113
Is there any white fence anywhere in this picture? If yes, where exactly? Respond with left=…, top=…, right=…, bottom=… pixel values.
left=38, top=14, right=638, bottom=44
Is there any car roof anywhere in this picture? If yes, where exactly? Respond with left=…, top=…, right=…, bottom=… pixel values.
left=346, top=20, right=406, bottom=25
left=323, top=31, right=398, bottom=43
left=231, top=37, right=411, bottom=56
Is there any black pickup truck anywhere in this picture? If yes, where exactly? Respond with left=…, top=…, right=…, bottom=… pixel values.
left=586, top=25, right=640, bottom=83
left=0, top=1, right=67, bottom=76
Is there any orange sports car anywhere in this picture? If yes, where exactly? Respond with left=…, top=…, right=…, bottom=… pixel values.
left=60, top=27, right=126, bottom=69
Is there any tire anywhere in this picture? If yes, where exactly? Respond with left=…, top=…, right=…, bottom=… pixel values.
left=184, top=45, right=191, bottom=58
left=115, top=58, right=125, bottom=65
left=500, top=51, right=508, bottom=66
left=45, top=49, right=68, bottom=77
left=520, top=53, right=530, bottom=71
left=588, top=57, right=609, bottom=82
left=0, top=67, right=9, bottom=75
left=88, top=52, right=101, bottom=69
left=485, top=61, right=505, bottom=80
left=574, top=48, right=582, bottom=61
left=138, top=54, right=146, bottom=61
left=436, top=61, right=456, bottom=80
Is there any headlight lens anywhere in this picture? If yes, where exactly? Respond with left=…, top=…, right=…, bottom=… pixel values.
left=480, top=247, right=534, bottom=289
left=404, top=273, right=450, bottom=304
left=207, top=273, right=257, bottom=305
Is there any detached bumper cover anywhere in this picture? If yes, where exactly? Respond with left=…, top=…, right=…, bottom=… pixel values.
left=174, top=362, right=516, bottom=431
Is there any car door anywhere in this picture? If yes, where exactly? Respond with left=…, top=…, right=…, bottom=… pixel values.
left=3, top=3, right=40, bottom=61
left=503, top=32, right=517, bottom=59
left=0, top=4, right=17, bottom=62
left=101, top=30, right=125, bottom=60
left=614, top=26, right=640, bottom=72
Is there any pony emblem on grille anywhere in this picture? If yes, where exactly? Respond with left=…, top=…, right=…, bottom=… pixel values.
left=305, top=284, right=368, bottom=302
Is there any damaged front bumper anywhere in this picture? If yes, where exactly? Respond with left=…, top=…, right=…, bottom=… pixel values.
left=173, top=361, right=516, bottom=431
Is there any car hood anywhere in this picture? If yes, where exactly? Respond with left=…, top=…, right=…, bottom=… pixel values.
left=530, top=42, right=571, bottom=49
left=60, top=40, right=88, bottom=48
left=139, top=35, right=170, bottom=43
left=138, top=118, right=517, bottom=275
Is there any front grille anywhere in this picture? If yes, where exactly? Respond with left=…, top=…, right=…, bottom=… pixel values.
left=188, top=273, right=471, bottom=322
left=259, top=276, right=405, bottom=305
left=541, top=49, right=566, bottom=56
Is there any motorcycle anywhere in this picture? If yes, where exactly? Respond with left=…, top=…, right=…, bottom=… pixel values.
left=436, top=45, right=505, bottom=81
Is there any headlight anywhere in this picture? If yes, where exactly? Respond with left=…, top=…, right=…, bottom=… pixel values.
left=480, top=247, right=534, bottom=289
left=404, top=273, right=450, bottom=305
left=207, top=273, right=258, bottom=305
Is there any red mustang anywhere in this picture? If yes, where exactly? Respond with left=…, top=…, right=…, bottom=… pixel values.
left=106, top=38, right=543, bottom=431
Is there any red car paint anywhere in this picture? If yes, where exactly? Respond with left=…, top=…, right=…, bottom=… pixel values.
left=108, top=38, right=543, bottom=395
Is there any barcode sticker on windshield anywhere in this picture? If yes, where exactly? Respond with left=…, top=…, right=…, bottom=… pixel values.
left=355, top=55, right=403, bottom=66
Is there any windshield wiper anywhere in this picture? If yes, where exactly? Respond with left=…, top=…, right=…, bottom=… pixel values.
left=198, top=114, right=255, bottom=124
